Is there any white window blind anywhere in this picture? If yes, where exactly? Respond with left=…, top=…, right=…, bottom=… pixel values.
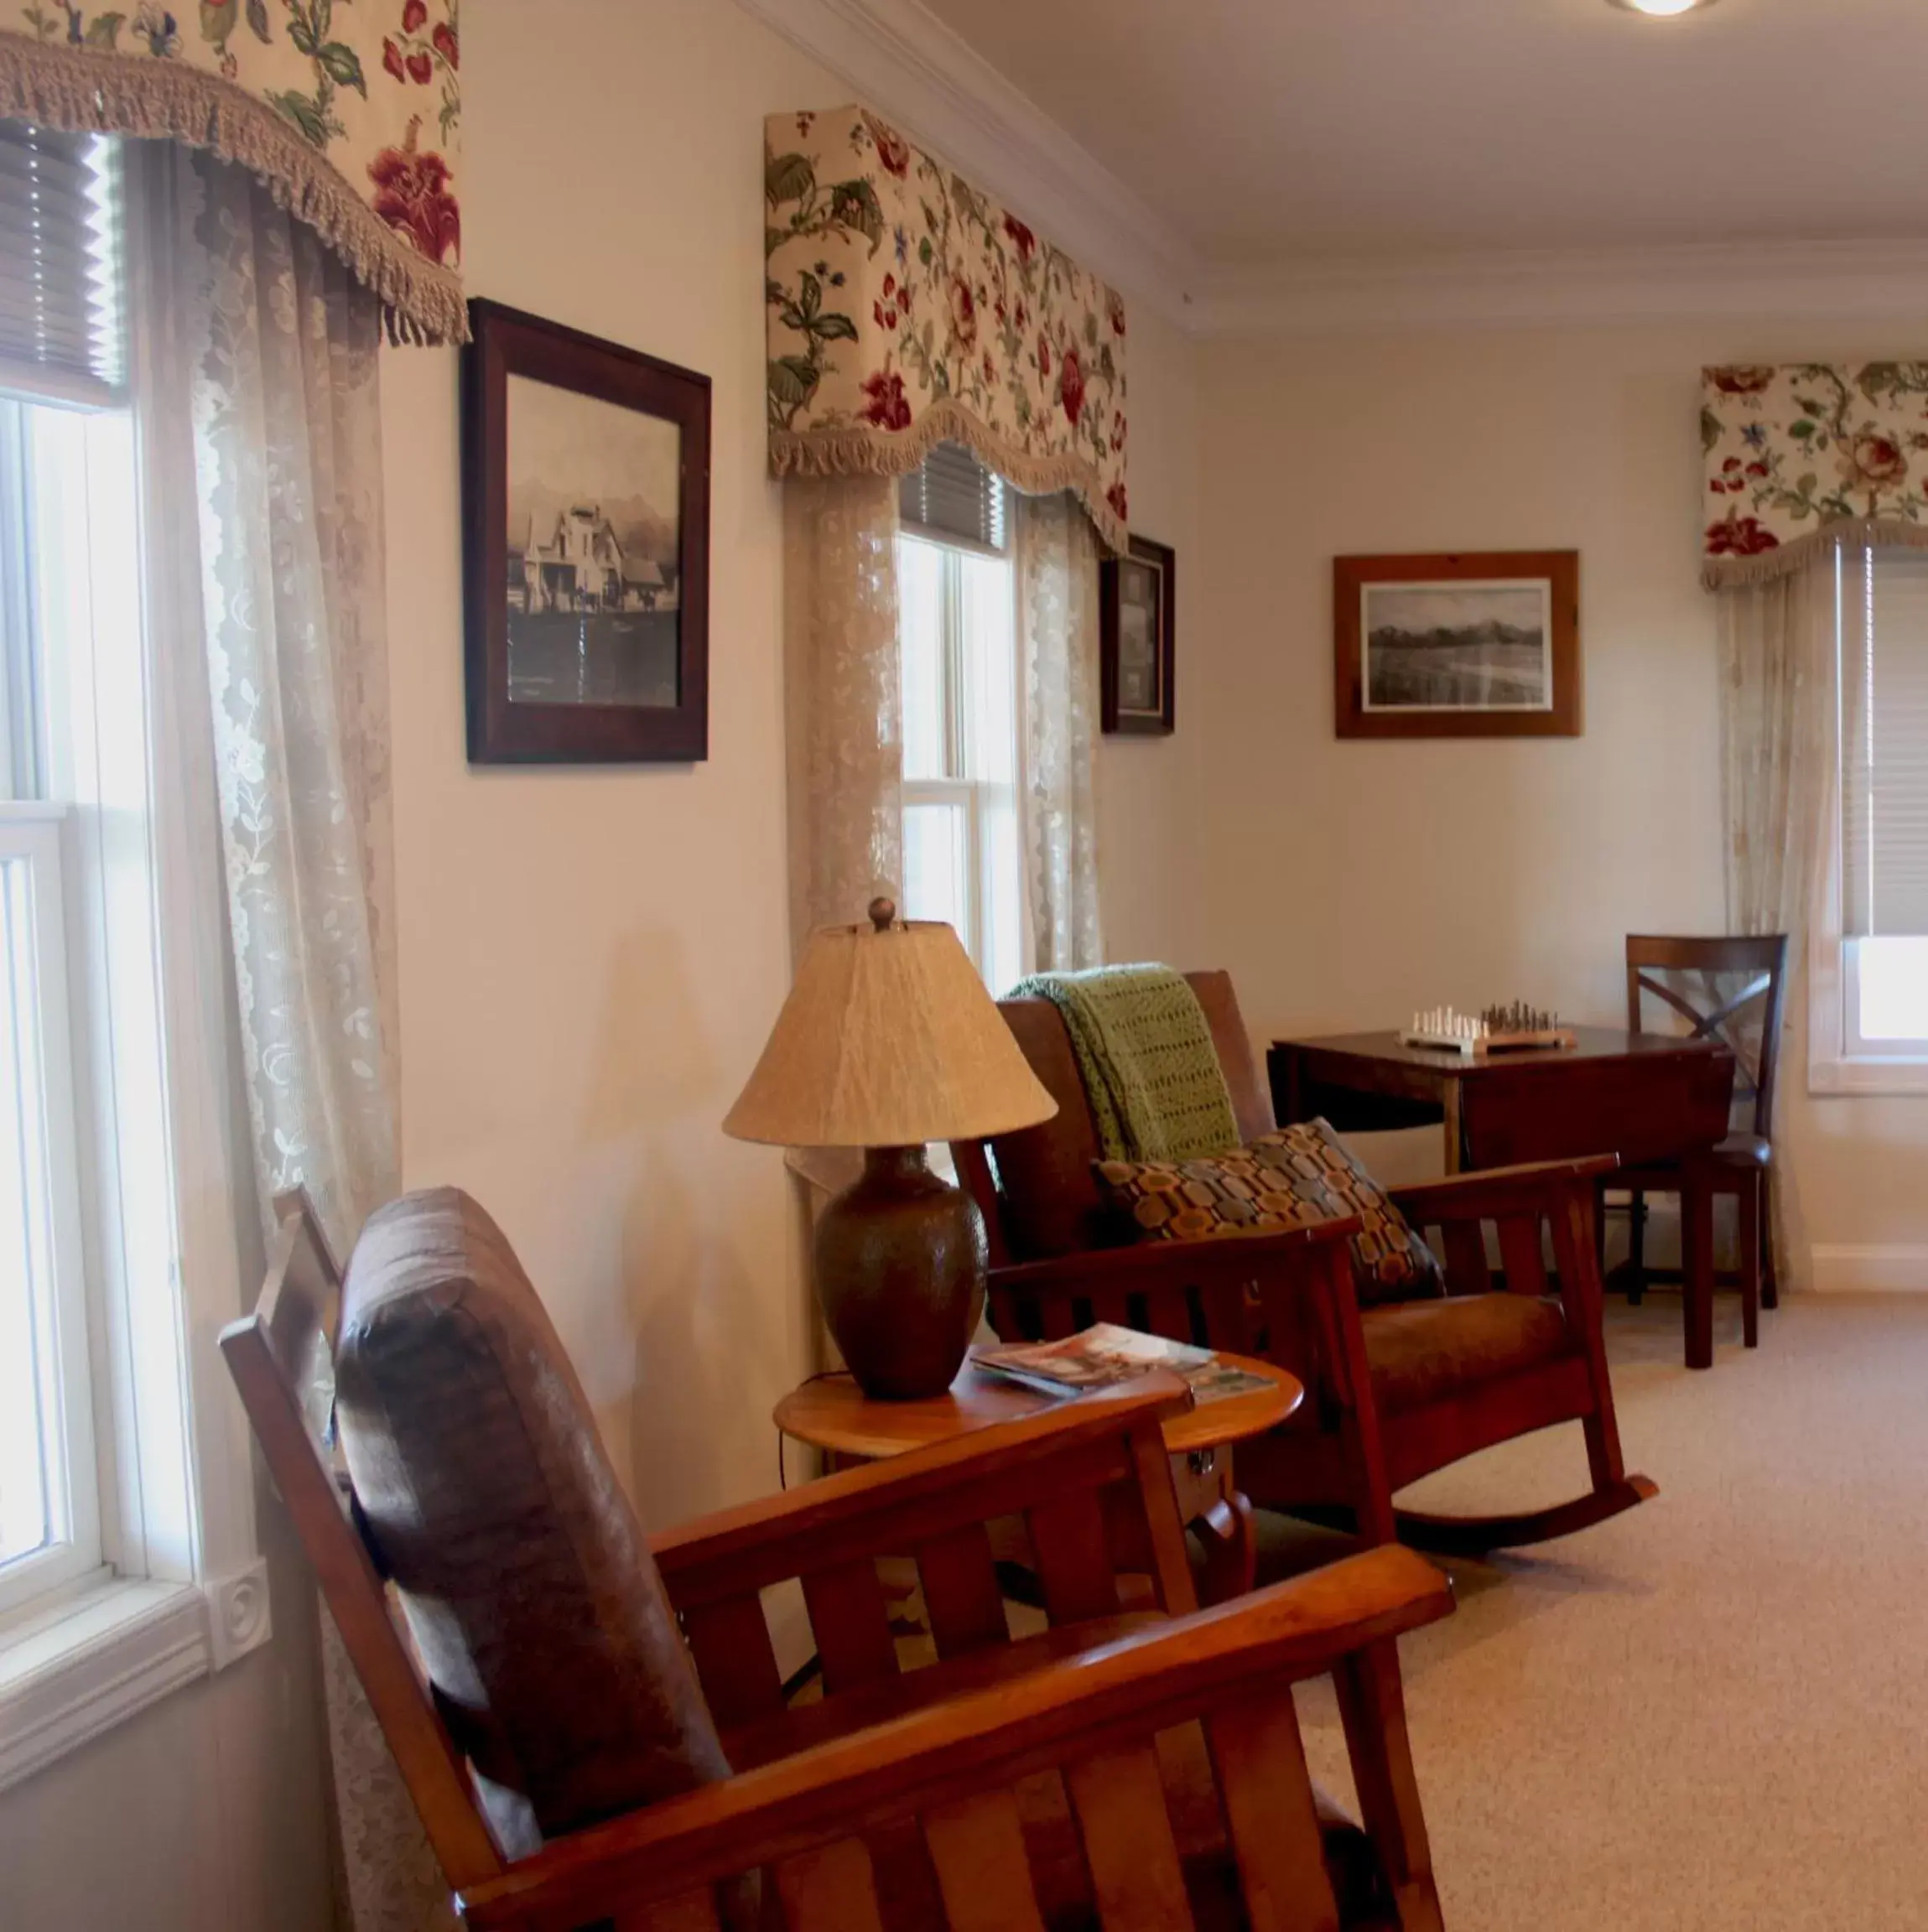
left=1842, top=548, right=1928, bottom=937
left=0, top=123, right=125, bottom=405
left=899, top=440, right=1006, bottom=553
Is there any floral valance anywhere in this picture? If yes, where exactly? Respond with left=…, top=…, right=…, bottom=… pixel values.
left=765, top=104, right=1128, bottom=554
left=1702, top=362, right=1928, bottom=587
left=0, top=2, right=462, bottom=344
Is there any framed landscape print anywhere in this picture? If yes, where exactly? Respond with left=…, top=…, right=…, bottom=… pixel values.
left=462, top=299, right=710, bottom=762
left=1101, top=535, right=1176, bottom=735
left=1333, top=550, right=1580, bottom=739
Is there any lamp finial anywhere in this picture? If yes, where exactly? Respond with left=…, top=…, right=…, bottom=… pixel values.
left=867, top=896, right=896, bottom=932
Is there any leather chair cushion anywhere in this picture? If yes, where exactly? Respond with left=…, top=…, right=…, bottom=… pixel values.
left=334, top=1187, right=731, bottom=1855
left=1094, top=1120, right=1443, bottom=1306
left=1363, top=1292, right=1572, bottom=1415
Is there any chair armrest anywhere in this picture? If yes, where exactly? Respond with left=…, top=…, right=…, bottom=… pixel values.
left=651, top=1375, right=1191, bottom=1609
left=988, top=1218, right=1362, bottom=1296
left=456, top=1545, right=1454, bottom=1932
left=1390, top=1155, right=1619, bottom=1227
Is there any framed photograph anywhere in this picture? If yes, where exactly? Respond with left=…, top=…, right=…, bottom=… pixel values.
left=1101, top=534, right=1176, bottom=735
left=1333, top=550, right=1580, bottom=739
left=462, top=299, right=710, bottom=762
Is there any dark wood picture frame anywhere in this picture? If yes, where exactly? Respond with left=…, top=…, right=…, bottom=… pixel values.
left=1333, top=549, right=1580, bottom=740
left=461, top=299, right=710, bottom=763
left=1100, top=534, right=1176, bottom=735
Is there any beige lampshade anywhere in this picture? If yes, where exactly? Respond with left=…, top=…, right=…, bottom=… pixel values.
left=724, top=909, right=1058, bottom=1148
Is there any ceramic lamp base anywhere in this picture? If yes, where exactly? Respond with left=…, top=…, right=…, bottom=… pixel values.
left=814, top=1145, right=989, bottom=1400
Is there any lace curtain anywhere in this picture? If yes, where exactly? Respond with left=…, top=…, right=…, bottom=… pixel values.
left=1015, top=492, right=1104, bottom=972
left=143, top=143, right=444, bottom=1932
left=1715, top=558, right=1835, bottom=1278
left=1718, top=564, right=1833, bottom=938
left=782, top=474, right=903, bottom=951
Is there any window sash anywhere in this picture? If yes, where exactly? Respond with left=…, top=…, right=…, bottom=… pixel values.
left=1844, top=935, right=1928, bottom=1058
left=1842, top=548, right=1928, bottom=937
left=0, top=805, right=100, bottom=1619
left=897, top=520, right=1024, bottom=991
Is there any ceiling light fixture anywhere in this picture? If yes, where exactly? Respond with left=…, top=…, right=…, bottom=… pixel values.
left=1608, top=0, right=1718, bottom=14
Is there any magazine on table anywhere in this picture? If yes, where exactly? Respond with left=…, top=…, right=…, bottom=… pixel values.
left=972, top=1323, right=1271, bottom=1405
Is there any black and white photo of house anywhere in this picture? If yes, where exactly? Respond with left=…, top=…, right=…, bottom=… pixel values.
left=1361, top=580, right=1552, bottom=713
left=504, top=373, right=682, bottom=707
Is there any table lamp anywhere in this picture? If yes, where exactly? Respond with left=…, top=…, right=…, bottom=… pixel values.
left=724, top=899, right=1058, bottom=1400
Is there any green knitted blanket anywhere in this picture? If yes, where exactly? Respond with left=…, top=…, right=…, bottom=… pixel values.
left=1011, top=965, right=1240, bottom=1163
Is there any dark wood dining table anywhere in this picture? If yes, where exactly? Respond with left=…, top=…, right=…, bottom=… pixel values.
left=1267, top=1026, right=1738, bottom=1368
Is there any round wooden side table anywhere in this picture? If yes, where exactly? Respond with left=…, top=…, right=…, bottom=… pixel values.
left=774, top=1349, right=1302, bottom=1602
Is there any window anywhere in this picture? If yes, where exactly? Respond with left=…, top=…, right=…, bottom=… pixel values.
left=1812, top=546, right=1928, bottom=1090
left=898, top=444, right=1025, bottom=992
left=1, top=125, right=129, bottom=1626
left=0, top=127, right=266, bottom=1784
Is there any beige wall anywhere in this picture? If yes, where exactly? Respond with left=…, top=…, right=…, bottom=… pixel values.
left=382, top=0, right=1209, bottom=1536
left=1096, top=304, right=1204, bottom=961
left=2, top=3, right=1208, bottom=1926
left=1190, top=322, right=1928, bottom=1271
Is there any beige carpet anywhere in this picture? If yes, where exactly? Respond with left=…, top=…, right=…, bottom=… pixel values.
left=1281, top=1292, right=1928, bottom=1931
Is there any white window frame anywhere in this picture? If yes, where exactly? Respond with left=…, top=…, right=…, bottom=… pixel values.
left=898, top=525, right=1026, bottom=990
left=0, top=804, right=100, bottom=1619
left=1808, top=548, right=1928, bottom=1096
left=0, top=191, right=269, bottom=1793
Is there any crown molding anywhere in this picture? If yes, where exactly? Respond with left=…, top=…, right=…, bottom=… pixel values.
left=1165, top=239, right=1928, bottom=338
left=733, top=0, right=1207, bottom=325
left=735, top=0, right=1928, bottom=340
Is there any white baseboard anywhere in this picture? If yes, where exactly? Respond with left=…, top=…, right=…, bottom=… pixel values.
left=1808, top=1245, right=1928, bottom=1293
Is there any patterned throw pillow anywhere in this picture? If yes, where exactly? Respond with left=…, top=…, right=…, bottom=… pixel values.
left=1094, top=1119, right=1443, bottom=1305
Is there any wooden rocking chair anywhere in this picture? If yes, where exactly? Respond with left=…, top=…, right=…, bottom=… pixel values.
left=222, top=1186, right=1457, bottom=1931
left=953, top=972, right=1656, bottom=1557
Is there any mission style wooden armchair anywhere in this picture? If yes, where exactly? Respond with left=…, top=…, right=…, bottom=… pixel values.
left=952, top=972, right=1655, bottom=1555
left=223, top=1187, right=1457, bottom=1932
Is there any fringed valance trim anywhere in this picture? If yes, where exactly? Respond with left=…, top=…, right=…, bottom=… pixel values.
left=0, top=37, right=465, bottom=345
left=766, top=106, right=1127, bottom=558
left=772, top=401, right=1127, bottom=556
left=1701, top=516, right=1928, bottom=589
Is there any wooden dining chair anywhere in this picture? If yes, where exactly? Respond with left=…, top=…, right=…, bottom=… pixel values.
left=222, top=1186, right=1458, bottom=1931
left=1614, top=934, right=1790, bottom=1343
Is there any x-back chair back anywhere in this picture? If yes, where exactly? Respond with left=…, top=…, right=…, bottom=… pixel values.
left=1618, top=932, right=1791, bottom=1342
left=954, top=972, right=1655, bottom=1555
left=1625, top=932, right=1790, bottom=1140
left=224, top=1188, right=1457, bottom=1932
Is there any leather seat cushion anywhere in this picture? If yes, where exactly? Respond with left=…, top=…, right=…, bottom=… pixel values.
left=334, top=1187, right=731, bottom=1855
left=1363, top=1292, right=1573, bottom=1415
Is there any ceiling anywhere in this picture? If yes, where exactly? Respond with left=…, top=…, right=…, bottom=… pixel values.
left=912, top=0, right=1928, bottom=263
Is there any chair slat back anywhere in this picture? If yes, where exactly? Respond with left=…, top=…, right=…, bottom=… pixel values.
left=1624, top=933, right=1790, bottom=1136
left=460, top=1540, right=1457, bottom=1932
left=652, top=1379, right=1199, bottom=1734
left=989, top=1220, right=1360, bottom=1436
left=218, top=1190, right=505, bottom=1891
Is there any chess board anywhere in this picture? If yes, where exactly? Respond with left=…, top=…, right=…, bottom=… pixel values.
left=1398, top=1004, right=1578, bottom=1058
